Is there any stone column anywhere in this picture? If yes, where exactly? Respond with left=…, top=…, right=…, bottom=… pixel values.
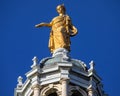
left=88, top=88, right=95, bottom=96
left=32, top=84, right=40, bottom=96
left=61, top=79, right=68, bottom=96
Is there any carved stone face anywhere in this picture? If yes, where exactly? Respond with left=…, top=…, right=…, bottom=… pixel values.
left=56, top=5, right=65, bottom=15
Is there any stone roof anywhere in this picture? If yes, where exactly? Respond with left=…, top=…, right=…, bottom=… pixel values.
left=39, top=55, right=87, bottom=72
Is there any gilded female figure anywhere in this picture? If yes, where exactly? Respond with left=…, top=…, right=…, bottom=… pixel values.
left=35, top=4, right=77, bottom=53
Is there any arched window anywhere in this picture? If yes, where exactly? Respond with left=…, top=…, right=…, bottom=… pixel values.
left=48, top=92, right=58, bottom=96
left=71, top=90, right=83, bottom=96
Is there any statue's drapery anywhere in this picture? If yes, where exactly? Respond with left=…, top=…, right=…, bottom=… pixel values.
left=49, top=15, right=77, bottom=52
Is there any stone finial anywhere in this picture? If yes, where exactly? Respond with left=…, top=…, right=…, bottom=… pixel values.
left=17, top=76, right=23, bottom=88
left=89, top=60, right=95, bottom=70
left=31, top=56, right=38, bottom=68
left=32, top=56, right=38, bottom=65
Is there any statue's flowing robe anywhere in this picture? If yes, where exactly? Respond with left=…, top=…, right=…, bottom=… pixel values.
left=49, top=15, right=77, bottom=53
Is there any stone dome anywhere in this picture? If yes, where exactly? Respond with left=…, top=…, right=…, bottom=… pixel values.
left=39, top=48, right=87, bottom=72
left=39, top=55, right=87, bottom=72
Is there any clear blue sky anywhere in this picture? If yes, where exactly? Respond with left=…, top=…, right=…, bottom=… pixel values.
left=0, top=0, right=120, bottom=96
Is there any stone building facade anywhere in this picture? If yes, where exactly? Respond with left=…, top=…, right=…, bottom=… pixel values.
left=14, top=48, right=108, bottom=96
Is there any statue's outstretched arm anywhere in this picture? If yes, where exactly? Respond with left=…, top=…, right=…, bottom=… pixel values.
left=35, top=22, right=52, bottom=28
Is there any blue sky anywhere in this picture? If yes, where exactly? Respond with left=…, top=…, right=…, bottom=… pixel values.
left=0, top=0, right=120, bottom=96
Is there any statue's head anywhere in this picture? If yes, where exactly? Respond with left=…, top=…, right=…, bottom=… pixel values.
left=56, top=4, right=66, bottom=15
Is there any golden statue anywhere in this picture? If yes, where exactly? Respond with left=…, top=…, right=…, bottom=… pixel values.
left=35, top=4, right=78, bottom=53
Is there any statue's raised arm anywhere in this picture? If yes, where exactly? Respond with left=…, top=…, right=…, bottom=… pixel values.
left=35, top=4, right=78, bottom=53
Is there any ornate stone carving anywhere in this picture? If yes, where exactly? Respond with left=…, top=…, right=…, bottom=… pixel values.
left=17, top=76, right=23, bottom=88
